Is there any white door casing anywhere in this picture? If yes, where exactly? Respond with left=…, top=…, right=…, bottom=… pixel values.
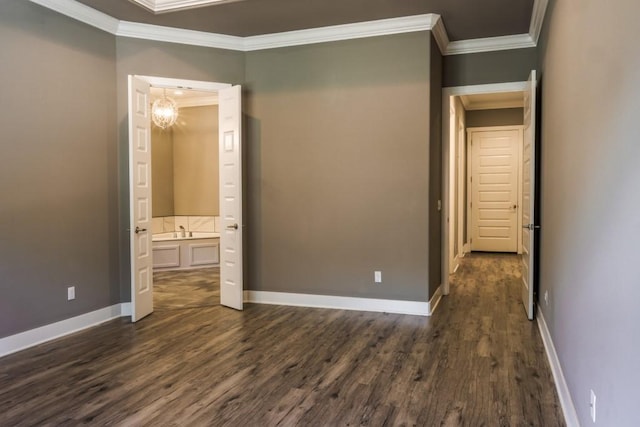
left=456, top=113, right=466, bottom=259
left=469, top=127, right=522, bottom=253
left=218, top=85, right=244, bottom=310
left=448, top=105, right=457, bottom=274
left=521, top=71, right=538, bottom=320
left=128, top=75, right=153, bottom=322
left=441, top=82, right=528, bottom=296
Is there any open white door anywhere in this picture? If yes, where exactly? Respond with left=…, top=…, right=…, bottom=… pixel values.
left=218, top=85, right=243, bottom=310
left=128, top=75, right=153, bottom=322
left=521, top=70, right=538, bottom=320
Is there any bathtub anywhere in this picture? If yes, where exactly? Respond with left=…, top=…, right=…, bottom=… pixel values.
left=152, top=232, right=220, bottom=270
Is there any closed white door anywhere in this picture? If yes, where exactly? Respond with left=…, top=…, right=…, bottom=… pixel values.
left=218, top=85, right=243, bottom=311
left=469, top=128, right=521, bottom=253
left=521, top=71, right=538, bottom=320
left=128, top=75, right=153, bottom=322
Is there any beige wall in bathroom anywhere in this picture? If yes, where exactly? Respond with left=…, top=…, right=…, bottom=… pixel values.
left=151, top=127, right=175, bottom=217
left=173, top=105, right=220, bottom=216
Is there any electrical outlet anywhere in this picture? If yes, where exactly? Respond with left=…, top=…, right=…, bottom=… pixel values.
left=590, top=389, right=596, bottom=423
left=544, top=290, right=549, bottom=306
left=67, top=286, right=76, bottom=301
left=374, top=271, right=382, bottom=283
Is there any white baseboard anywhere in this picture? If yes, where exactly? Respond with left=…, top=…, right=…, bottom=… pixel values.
left=2, top=290, right=432, bottom=359
left=463, top=243, right=471, bottom=254
left=121, top=302, right=132, bottom=317
left=0, top=303, right=128, bottom=358
left=245, top=291, right=430, bottom=316
left=429, top=285, right=443, bottom=314
left=537, top=308, right=580, bottom=427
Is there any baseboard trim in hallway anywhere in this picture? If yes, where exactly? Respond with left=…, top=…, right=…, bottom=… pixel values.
left=0, top=303, right=128, bottom=358
left=245, top=291, right=431, bottom=316
left=537, top=308, right=580, bottom=427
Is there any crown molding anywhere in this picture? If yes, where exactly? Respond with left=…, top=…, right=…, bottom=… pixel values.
left=29, top=0, right=119, bottom=34
left=430, top=15, right=450, bottom=55
left=243, top=14, right=439, bottom=51
left=28, top=0, right=547, bottom=55
left=446, top=33, right=535, bottom=55
left=117, top=21, right=244, bottom=50
left=529, top=0, right=549, bottom=44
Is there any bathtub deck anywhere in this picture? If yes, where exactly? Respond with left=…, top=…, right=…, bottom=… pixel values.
left=153, top=267, right=220, bottom=310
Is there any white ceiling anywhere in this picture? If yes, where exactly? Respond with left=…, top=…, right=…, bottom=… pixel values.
left=150, top=87, right=218, bottom=107
left=460, top=91, right=524, bottom=111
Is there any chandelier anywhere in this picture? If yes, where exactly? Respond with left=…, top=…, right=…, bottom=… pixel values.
left=151, top=89, right=179, bottom=129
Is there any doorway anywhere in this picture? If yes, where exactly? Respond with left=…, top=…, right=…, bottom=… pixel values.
left=128, top=75, right=244, bottom=322
left=467, top=126, right=523, bottom=253
left=442, top=74, right=538, bottom=319
left=150, top=87, right=221, bottom=311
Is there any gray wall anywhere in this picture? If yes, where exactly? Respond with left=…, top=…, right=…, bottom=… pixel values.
left=443, top=48, right=537, bottom=87
left=0, top=3, right=538, bottom=340
left=116, top=38, right=245, bottom=301
left=428, top=35, right=443, bottom=299
left=538, top=0, right=640, bottom=425
left=0, top=2, right=118, bottom=337
left=245, top=32, right=432, bottom=302
left=465, top=108, right=523, bottom=128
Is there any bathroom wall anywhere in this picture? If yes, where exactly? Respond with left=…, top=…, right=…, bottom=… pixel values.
left=152, top=105, right=219, bottom=218
left=151, top=127, right=174, bottom=217
left=173, top=105, right=220, bottom=216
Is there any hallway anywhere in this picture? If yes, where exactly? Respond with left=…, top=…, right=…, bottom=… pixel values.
left=0, top=254, right=564, bottom=425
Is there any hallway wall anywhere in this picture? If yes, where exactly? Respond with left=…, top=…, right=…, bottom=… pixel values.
left=538, top=0, right=640, bottom=425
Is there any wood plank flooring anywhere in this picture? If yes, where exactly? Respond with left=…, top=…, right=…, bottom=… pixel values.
left=153, top=268, right=219, bottom=310
left=0, top=254, right=565, bottom=426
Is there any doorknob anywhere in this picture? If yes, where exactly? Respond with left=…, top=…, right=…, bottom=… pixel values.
left=226, top=223, right=239, bottom=230
left=135, top=226, right=147, bottom=234
left=522, top=224, right=541, bottom=230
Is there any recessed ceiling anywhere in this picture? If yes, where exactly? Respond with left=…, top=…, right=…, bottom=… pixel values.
left=74, top=0, right=535, bottom=40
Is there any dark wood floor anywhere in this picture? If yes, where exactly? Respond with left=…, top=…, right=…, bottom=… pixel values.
left=0, top=254, right=565, bottom=426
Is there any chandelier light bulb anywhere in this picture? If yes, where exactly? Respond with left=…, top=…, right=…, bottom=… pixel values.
left=151, top=89, right=179, bottom=129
